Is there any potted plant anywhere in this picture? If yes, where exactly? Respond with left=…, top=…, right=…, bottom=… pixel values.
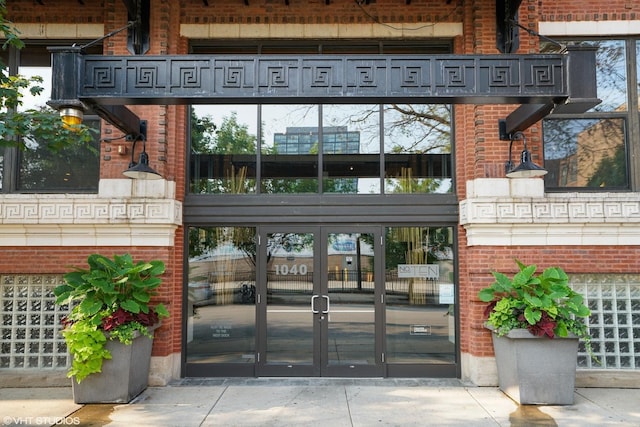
left=478, top=259, right=593, bottom=405
left=54, top=253, right=169, bottom=403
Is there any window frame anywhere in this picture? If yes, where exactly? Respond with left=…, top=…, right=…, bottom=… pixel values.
left=1, top=41, right=101, bottom=194
left=542, top=37, right=640, bottom=192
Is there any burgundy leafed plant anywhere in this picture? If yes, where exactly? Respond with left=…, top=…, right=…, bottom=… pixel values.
left=54, top=254, right=169, bottom=382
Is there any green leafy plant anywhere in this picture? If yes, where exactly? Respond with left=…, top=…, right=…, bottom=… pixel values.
left=1, top=1, right=96, bottom=151
left=54, top=254, right=169, bottom=382
left=478, top=259, right=592, bottom=345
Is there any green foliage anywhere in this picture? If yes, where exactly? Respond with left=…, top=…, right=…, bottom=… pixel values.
left=54, top=254, right=169, bottom=382
left=0, top=3, right=95, bottom=151
left=0, top=1, right=23, bottom=51
left=478, top=259, right=596, bottom=360
left=61, top=320, right=111, bottom=381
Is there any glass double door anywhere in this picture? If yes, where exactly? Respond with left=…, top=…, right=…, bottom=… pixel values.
left=257, top=227, right=383, bottom=376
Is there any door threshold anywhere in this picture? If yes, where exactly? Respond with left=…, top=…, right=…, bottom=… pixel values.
left=172, top=377, right=466, bottom=387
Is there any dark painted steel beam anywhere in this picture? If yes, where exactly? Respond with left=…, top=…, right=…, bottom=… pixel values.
left=92, top=105, right=146, bottom=137
left=499, top=46, right=600, bottom=139
left=48, top=47, right=599, bottom=138
left=50, top=50, right=572, bottom=105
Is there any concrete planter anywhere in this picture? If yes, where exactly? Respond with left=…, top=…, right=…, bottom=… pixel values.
left=71, top=327, right=157, bottom=404
left=491, top=328, right=579, bottom=405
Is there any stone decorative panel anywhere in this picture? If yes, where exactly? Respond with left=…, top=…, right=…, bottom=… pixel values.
left=461, top=192, right=640, bottom=246
left=0, top=275, right=70, bottom=370
left=0, top=196, right=182, bottom=246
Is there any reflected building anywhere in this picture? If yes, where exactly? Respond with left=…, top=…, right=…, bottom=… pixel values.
left=274, top=126, right=360, bottom=155
left=548, top=108, right=626, bottom=188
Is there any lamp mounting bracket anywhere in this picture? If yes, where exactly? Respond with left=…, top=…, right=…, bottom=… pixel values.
left=126, top=120, right=147, bottom=142
left=122, top=0, right=150, bottom=55
left=496, top=0, right=523, bottom=53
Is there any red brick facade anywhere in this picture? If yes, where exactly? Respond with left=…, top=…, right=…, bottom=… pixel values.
left=3, top=0, right=640, bottom=383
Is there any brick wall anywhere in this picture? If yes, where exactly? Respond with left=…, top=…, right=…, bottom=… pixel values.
left=180, top=0, right=462, bottom=25
left=540, top=1, right=639, bottom=20
left=462, top=245, right=640, bottom=357
left=0, top=246, right=178, bottom=357
left=6, top=0, right=104, bottom=22
left=4, top=0, right=640, bottom=371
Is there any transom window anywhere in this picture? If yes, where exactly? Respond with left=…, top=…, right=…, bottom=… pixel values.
left=188, top=41, right=453, bottom=196
left=189, top=104, right=452, bottom=195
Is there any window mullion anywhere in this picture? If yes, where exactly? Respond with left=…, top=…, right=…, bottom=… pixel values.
left=626, top=38, right=640, bottom=191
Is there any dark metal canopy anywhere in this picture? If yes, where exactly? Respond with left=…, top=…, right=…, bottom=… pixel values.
left=48, top=46, right=599, bottom=140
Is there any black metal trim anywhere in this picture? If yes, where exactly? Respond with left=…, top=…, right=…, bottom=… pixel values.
left=51, top=51, right=572, bottom=105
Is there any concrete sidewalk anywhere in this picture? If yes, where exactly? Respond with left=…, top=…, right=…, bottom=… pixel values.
left=1, top=379, right=639, bottom=426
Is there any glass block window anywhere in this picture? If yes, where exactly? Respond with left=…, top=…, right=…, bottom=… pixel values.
left=0, top=275, right=70, bottom=369
left=571, top=275, right=640, bottom=370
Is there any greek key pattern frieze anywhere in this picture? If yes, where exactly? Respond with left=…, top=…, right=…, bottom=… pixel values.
left=0, top=198, right=182, bottom=225
left=79, top=54, right=567, bottom=102
left=461, top=197, right=640, bottom=224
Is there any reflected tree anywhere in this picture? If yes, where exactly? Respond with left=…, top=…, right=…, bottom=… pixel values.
left=542, top=39, right=629, bottom=189
left=1, top=4, right=95, bottom=151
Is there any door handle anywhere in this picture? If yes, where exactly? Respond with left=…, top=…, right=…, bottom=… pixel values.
left=322, top=295, right=330, bottom=314
left=311, top=295, right=320, bottom=313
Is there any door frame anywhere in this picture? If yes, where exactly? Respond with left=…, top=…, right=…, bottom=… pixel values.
left=256, top=226, right=320, bottom=376
left=255, top=225, right=385, bottom=377
left=319, top=226, right=384, bottom=377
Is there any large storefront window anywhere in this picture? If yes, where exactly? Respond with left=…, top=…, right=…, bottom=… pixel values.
left=0, top=44, right=100, bottom=193
left=186, top=226, right=257, bottom=367
left=323, top=104, right=380, bottom=194
left=263, top=105, right=319, bottom=194
left=384, top=226, right=456, bottom=366
left=190, top=103, right=452, bottom=195
left=542, top=39, right=639, bottom=190
left=384, top=104, right=452, bottom=194
left=188, top=41, right=453, bottom=196
left=190, top=105, right=257, bottom=194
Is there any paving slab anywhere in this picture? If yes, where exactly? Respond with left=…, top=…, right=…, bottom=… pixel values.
left=0, top=387, right=81, bottom=426
left=346, top=386, right=498, bottom=426
left=106, top=386, right=226, bottom=427
left=0, top=380, right=638, bottom=427
left=534, top=388, right=640, bottom=427
left=202, top=385, right=352, bottom=427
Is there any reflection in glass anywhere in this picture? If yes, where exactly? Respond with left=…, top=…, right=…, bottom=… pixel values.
left=383, top=105, right=452, bottom=194
left=266, top=232, right=315, bottom=364
left=543, top=118, right=627, bottom=188
left=637, top=40, right=640, bottom=111
left=0, top=146, right=4, bottom=191
left=15, top=65, right=100, bottom=192
left=543, top=40, right=627, bottom=113
left=261, top=105, right=319, bottom=193
left=327, top=233, right=376, bottom=365
left=186, top=226, right=256, bottom=364
left=189, top=103, right=455, bottom=195
left=385, top=226, right=455, bottom=364
left=190, top=105, right=257, bottom=194
left=322, top=105, right=380, bottom=194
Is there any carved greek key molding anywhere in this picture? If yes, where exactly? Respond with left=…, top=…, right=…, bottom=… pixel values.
left=0, top=196, right=181, bottom=247
left=74, top=54, right=568, bottom=104
left=460, top=194, right=640, bottom=246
